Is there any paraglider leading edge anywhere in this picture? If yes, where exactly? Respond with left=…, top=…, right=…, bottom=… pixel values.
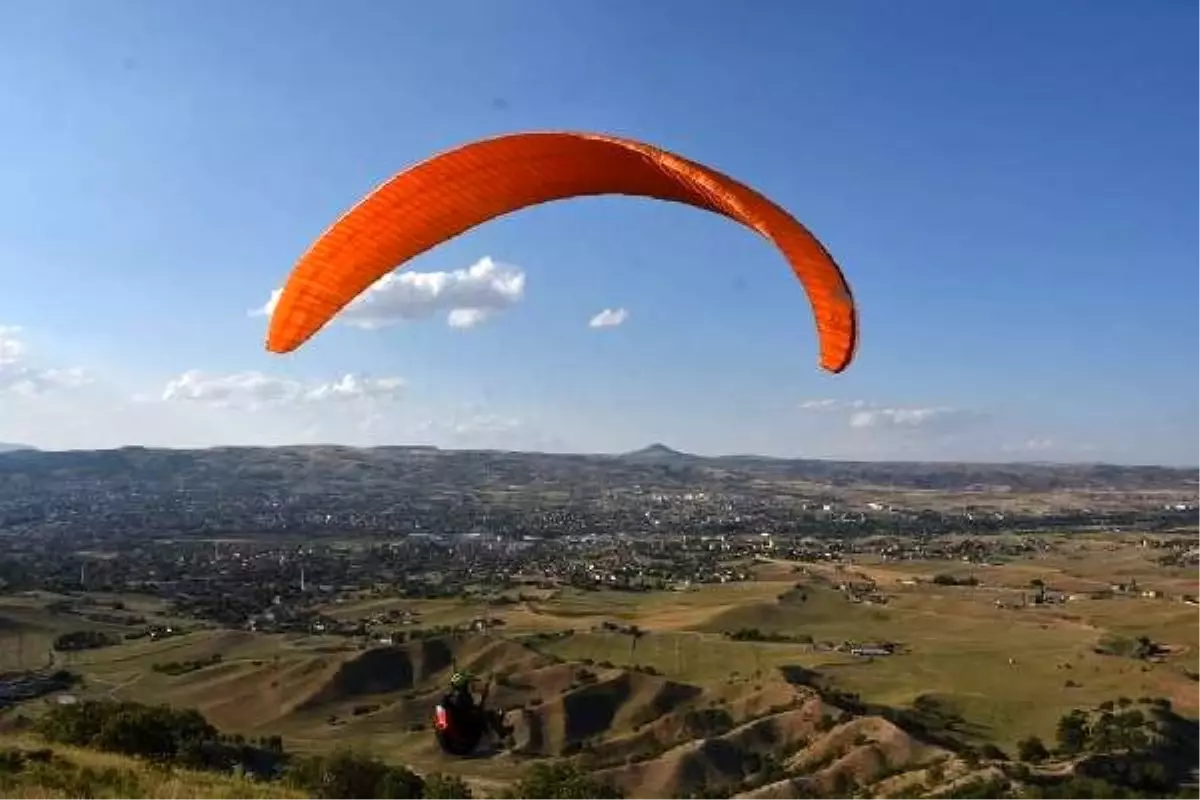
left=264, top=130, right=859, bottom=374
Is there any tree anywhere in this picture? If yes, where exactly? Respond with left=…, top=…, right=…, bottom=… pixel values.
left=1017, top=736, right=1049, bottom=763
left=505, top=763, right=623, bottom=799
left=377, top=766, right=426, bottom=799
left=1090, top=712, right=1118, bottom=752
left=425, top=773, right=473, bottom=799
left=980, top=743, right=1009, bottom=761
left=286, top=749, right=424, bottom=799
left=937, top=776, right=1012, bottom=798
left=1055, top=710, right=1090, bottom=755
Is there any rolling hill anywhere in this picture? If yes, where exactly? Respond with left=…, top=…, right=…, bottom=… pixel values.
left=59, top=631, right=975, bottom=798
left=0, top=443, right=1193, bottom=496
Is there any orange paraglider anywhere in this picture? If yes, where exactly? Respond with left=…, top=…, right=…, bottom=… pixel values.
left=265, top=131, right=858, bottom=373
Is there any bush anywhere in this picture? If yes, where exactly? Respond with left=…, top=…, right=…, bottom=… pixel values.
left=286, top=749, right=424, bottom=799
left=52, top=630, right=118, bottom=652
left=980, top=743, right=1009, bottom=761
left=152, top=653, right=222, bottom=676
left=504, top=762, right=623, bottom=799
left=931, top=574, right=979, bottom=587
left=1094, top=634, right=1160, bottom=660
left=1017, top=736, right=1049, bottom=763
left=424, top=772, right=473, bottom=799
left=933, top=776, right=1011, bottom=798
left=39, top=700, right=216, bottom=761
left=36, top=699, right=285, bottom=777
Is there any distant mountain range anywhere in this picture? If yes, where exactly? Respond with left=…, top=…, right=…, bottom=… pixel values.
left=0, top=442, right=1193, bottom=495
left=0, top=443, right=35, bottom=453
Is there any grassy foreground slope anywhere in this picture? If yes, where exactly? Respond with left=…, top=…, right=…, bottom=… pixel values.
left=0, top=736, right=299, bottom=799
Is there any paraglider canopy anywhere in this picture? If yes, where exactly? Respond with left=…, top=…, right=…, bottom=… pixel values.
left=265, top=131, right=859, bottom=374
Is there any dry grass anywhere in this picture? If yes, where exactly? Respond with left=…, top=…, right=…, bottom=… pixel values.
left=0, top=736, right=301, bottom=799
left=45, top=774, right=290, bottom=799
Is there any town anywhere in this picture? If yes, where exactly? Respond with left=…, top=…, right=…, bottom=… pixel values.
left=0, top=445, right=1196, bottom=800
left=0, top=445, right=1194, bottom=544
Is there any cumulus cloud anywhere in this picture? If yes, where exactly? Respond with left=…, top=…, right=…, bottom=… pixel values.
left=161, top=370, right=405, bottom=410
left=0, top=326, right=93, bottom=396
left=799, top=398, right=977, bottom=430
left=446, top=308, right=492, bottom=329
left=0, top=327, right=27, bottom=365
left=589, top=307, right=629, bottom=328
left=252, top=256, right=525, bottom=330
left=416, top=412, right=522, bottom=439
left=410, top=410, right=571, bottom=452
left=1001, top=438, right=1056, bottom=453
left=994, top=437, right=1109, bottom=462
left=801, top=400, right=859, bottom=412
left=452, top=413, right=523, bottom=437
left=848, top=406, right=964, bottom=429
left=303, top=374, right=406, bottom=403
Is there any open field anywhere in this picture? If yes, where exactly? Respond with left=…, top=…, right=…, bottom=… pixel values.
left=0, top=531, right=1195, bottom=797
left=529, top=580, right=1197, bottom=750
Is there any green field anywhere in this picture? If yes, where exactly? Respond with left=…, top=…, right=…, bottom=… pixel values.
left=1, top=536, right=1195, bottom=795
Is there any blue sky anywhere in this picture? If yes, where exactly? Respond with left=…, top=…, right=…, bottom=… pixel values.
left=0, top=0, right=1195, bottom=464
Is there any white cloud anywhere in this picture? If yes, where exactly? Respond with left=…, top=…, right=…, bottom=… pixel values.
left=161, top=370, right=405, bottom=410
left=416, top=412, right=522, bottom=439
left=0, top=327, right=93, bottom=397
left=848, top=406, right=963, bottom=429
left=799, top=398, right=976, bottom=430
left=1001, top=438, right=1056, bottom=453
left=799, top=398, right=870, bottom=411
left=452, top=413, right=522, bottom=437
left=0, top=327, right=28, bottom=365
left=446, top=308, right=491, bottom=329
left=252, top=256, right=525, bottom=330
left=801, top=400, right=849, bottom=412
left=410, top=410, right=572, bottom=452
left=303, top=374, right=406, bottom=403
left=589, top=307, right=629, bottom=328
